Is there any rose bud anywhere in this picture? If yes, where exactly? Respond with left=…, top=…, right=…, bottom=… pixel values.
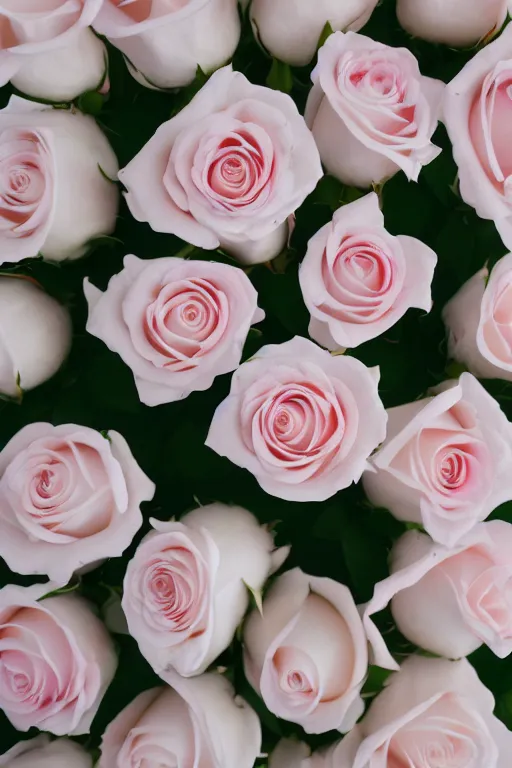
left=397, top=0, right=507, bottom=48
left=0, top=736, right=91, bottom=768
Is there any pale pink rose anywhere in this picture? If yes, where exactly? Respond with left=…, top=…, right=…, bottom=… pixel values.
left=243, top=568, right=393, bottom=735
left=84, top=255, right=264, bottom=406
left=0, top=422, right=155, bottom=585
left=363, top=373, right=512, bottom=546
left=444, top=254, right=512, bottom=381
left=0, top=276, right=71, bottom=397
left=0, top=583, right=117, bottom=736
left=118, top=66, right=323, bottom=265
left=0, top=736, right=92, bottom=768
left=0, top=96, right=118, bottom=264
left=206, top=336, right=387, bottom=502
left=332, top=656, right=512, bottom=768
left=250, top=0, right=379, bottom=67
left=397, top=0, right=507, bottom=48
left=98, top=673, right=261, bottom=768
left=299, top=193, right=437, bottom=350
left=0, top=1, right=106, bottom=102
left=269, top=740, right=313, bottom=768
left=364, top=522, right=512, bottom=667
left=443, top=25, right=512, bottom=252
left=93, top=0, right=240, bottom=90
left=122, top=503, right=289, bottom=677
left=305, top=32, right=444, bottom=189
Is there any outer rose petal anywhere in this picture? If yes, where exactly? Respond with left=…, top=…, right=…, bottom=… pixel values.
left=397, top=0, right=507, bottom=48
left=250, top=0, right=379, bottom=66
left=0, top=736, right=92, bottom=768
left=93, top=0, right=241, bottom=90
left=268, top=740, right=312, bottom=768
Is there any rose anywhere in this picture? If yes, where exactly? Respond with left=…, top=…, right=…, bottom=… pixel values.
left=0, top=736, right=92, bottom=768
left=0, top=96, right=118, bottom=264
left=269, top=741, right=314, bottom=768
left=98, top=672, right=261, bottom=768
left=206, top=336, right=387, bottom=501
left=0, top=583, right=117, bottom=735
left=443, top=25, right=512, bottom=252
left=332, top=656, right=512, bottom=768
left=0, top=422, right=155, bottom=584
left=443, top=254, right=512, bottom=381
left=305, top=32, right=443, bottom=188
left=118, top=66, right=323, bottom=265
left=299, top=193, right=437, bottom=350
left=122, top=503, right=289, bottom=677
left=0, top=1, right=107, bottom=102
left=84, top=255, right=264, bottom=406
left=364, top=522, right=512, bottom=666
left=243, top=568, right=393, bottom=735
left=0, top=277, right=71, bottom=396
left=93, top=0, right=240, bottom=90
left=397, top=0, right=507, bottom=48
left=249, top=0, right=379, bottom=67
left=363, top=373, right=512, bottom=546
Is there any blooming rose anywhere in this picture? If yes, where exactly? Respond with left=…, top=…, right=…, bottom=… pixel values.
left=0, top=1, right=106, bottom=102
left=98, top=672, right=261, bottom=768
left=0, top=96, right=118, bottom=263
left=250, top=0, right=379, bottom=67
left=0, top=736, right=92, bottom=768
left=84, top=255, right=264, bottom=406
left=305, top=32, right=443, bottom=188
left=364, top=522, right=512, bottom=665
left=0, top=277, right=71, bottom=396
left=243, top=568, right=393, bottom=735
left=443, top=25, right=512, bottom=252
left=119, top=66, right=323, bottom=265
left=332, top=656, right=512, bottom=768
left=397, top=0, right=507, bottom=48
left=206, top=336, right=387, bottom=502
left=363, top=373, right=512, bottom=546
left=122, top=503, right=289, bottom=677
left=93, top=0, right=240, bottom=90
left=443, top=254, right=512, bottom=381
left=299, top=193, right=437, bottom=350
left=0, top=583, right=117, bottom=735
left=0, top=422, right=155, bottom=584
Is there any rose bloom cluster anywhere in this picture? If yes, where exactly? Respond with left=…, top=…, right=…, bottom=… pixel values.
left=2, top=2, right=512, bottom=768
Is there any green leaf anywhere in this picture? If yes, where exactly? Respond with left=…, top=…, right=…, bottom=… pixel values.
left=317, top=20, right=335, bottom=49
left=244, top=580, right=264, bottom=615
left=266, top=59, right=293, bottom=94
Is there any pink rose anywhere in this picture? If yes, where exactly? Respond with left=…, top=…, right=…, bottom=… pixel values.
left=122, top=503, right=288, bottom=677
left=443, top=25, right=512, bottom=252
left=206, top=336, right=387, bottom=502
left=299, top=193, right=437, bottom=350
left=397, top=0, right=507, bottom=48
left=84, top=255, right=264, bottom=406
left=249, top=0, right=379, bottom=66
left=443, top=254, right=512, bottom=381
left=93, top=0, right=240, bottom=90
left=305, top=32, right=443, bottom=188
left=98, top=673, right=261, bottom=768
left=243, top=568, right=393, bottom=735
left=363, top=373, right=512, bottom=546
left=364, top=522, right=512, bottom=666
left=0, top=736, right=91, bottom=768
left=0, top=1, right=106, bottom=102
left=119, top=66, right=323, bottom=265
left=332, top=656, right=512, bottom=768
left=0, top=422, right=155, bottom=584
left=0, top=583, right=117, bottom=735
left=0, top=96, right=119, bottom=264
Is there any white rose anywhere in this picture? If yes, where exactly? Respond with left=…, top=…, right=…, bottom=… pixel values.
left=93, top=0, right=241, bottom=90
left=0, top=1, right=106, bottom=102
left=0, top=736, right=91, bottom=768
left=250, top=0, right=379, bottom=66
left=0, top=96, right=118, bottom=264
left=0, top=277, right=71, bottom=396
left=397, top=0, right=507, bottom=48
